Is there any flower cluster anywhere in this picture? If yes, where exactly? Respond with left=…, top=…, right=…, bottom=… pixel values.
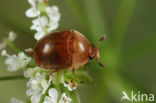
left=25, top=67, right=51, bottom=103
left=24, top=66, right=75, bottom=103
left=0, top=31, right=17, bottom=50
left=2, top=50, right=31, bottom=71
left=26, top=0, right=60, bottom=40
left=63, top=81, right=77, bottom=91
left=43, top=88, right=72, bottom=103
left=11, top=98, right=24, bottom=103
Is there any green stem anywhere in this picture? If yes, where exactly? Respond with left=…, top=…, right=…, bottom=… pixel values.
left=0, top=75, right=25, bottom=81
left=5, top=39, right=21, bottom=53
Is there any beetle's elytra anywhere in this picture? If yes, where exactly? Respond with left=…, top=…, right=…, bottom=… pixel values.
left=33, top=30, right=103, bottom=71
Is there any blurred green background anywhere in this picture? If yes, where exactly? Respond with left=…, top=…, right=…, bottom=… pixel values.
left=0, top=0, right=156, bottom=103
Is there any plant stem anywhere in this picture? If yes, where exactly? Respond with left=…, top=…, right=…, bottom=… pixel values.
left=0, top=75, right=25, bottom=81
left=5, top=39, right=21, bottom=53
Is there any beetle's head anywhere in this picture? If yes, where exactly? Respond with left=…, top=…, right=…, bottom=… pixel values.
left=89, top=34, right=106, bottom=68
left=89, top=45, right=99, bottom=60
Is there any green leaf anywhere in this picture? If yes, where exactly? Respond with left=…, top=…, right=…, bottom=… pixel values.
left=76, top=72, right=95, bottom=85
left=64, top=71, right=94, bottom=85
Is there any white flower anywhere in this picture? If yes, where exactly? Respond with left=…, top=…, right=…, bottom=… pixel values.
left=43, top=88, right=58, bottom=103
left=43, top=89, right=72, bottom=103
left=26, top=72, right=48, bottom=95
left=31, top=16, right=48, bottom=31
left=24, top=67, right=39, bottom=78
left=26, top=0, right=60, bottom=40
left=26, top=79, right=42, bottom=96
left=45, top=6, right=61, bottom=22
left=47, top=21, right=58, bottom=32
left=27, top=0, right=44, bottom=8
left=34, top=31, right=45, bottom=40
left=0, top=31, right=17, bottom=50
left=59, top=93, right=72, bottom=103
left=64, top=81, right=77, bottom=91
left=31, top=16, right=48, bottom=39
left=2, top=50, right=31, bottom=71
left=26, top=0, right=44, bottom=18
left=26, top=77, right=42, bottom=103
left=28, top=0, right=37, bottom=7
left=10, top=98, right=24, bottom=103
left=8, top=31, right=17, bottom=41
left=1, top=50, right=8, bottom=56
left=31, top=93, right=41, bottom=103
left=26, top=7, right=40, bottom=18
left=26, top=72, right=53, bottom=103
left=31, top=16, right=59, bottom=40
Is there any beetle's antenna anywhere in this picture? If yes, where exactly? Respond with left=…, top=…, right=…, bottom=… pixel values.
left=96, top=34, right=107, bottom=48
left=94, top=34, right=106, bottom=68
left=96, top=59, right=104, bottom=68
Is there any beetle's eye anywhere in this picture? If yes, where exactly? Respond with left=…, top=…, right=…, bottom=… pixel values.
left=89, top=56, right=94, bottom=60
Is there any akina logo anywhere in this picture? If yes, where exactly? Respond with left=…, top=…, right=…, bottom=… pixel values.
left=121, top=91, right=155, bottom=102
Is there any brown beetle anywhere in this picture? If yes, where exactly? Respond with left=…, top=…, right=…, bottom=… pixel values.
left=33, top=30, right=105, bottom=73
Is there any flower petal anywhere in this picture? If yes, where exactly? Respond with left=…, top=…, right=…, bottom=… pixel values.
left=43, top=96, right=54, bottom=103
left=47, top=22, right=58, bottom=32
left=28, top=0, right=36, bottom=7
left=10, top=98, right=24, bottom=103
left=31, top=93, right=41, bottom=103
left=46, top=6, right=61, bottom=22
left=59, top=93, right=72, bottom=103
left=8, top=31, right=17, bottom=41
left=34, top=32, right=45, bottom=40
left=48, top=88, right=58, bottom=102
left=26, top=7, right=40, bottom=18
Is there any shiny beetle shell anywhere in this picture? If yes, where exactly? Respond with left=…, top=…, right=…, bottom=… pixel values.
left=33, top=30, right=98, bottom=71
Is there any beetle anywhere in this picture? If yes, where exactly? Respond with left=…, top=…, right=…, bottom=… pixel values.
left=33, top=30, right=105, bottom=74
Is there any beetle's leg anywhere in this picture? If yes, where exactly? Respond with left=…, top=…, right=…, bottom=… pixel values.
left=24, top=48, right=33, bottom=56
left=48, top=69, right=56, bottom=80
left=44, top=0, right=48, bottom=5
left=72, top=68, right=76, bottom=75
